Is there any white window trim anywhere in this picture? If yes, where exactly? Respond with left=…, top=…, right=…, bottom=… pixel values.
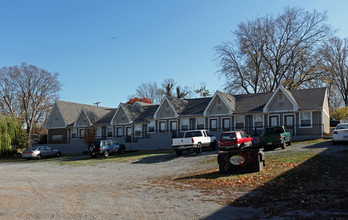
left=180, top=118, right=189, bottom=132
left=134, top=124, right=143, bottom=138
left=209, top=117, right=218, bottom=131
left=159, top=121, right=166, bottom=132
left=268, top=114, right=280, bottom=127
left=170, top=120, right=178, bottom=131
left=147, top=120, right=156, bottom=133
left=221, top=117, right=231, bottom=131
left=299, top=111, right=312, bottom=128
left=234, top=115, right=245, bottom=130
left=196, top=117, right=206, bottom=130
left=253, top=114, right=264, bottom=130
left=278, top=93, right=284, bottom=101
left=116, top=126, right=123, bottom=137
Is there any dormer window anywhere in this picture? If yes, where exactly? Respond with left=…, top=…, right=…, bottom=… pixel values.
left=278, top=93, right=284, bottom=101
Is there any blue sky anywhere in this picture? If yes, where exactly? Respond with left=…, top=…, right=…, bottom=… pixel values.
left=1, top=0, right=347, bottom=107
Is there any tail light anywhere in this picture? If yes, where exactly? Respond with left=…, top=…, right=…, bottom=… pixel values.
left=257, top=137, right=260, bottom=142
left=99, top=147, right=102, bottom=152
left=333, top=131, right=338, bottom=134
left=279, top=135, right=282, bottom=140
left=192, top=137, right=194, bottom=144
left=218, top=140, right=221, bottom=145
left=28, top=151, right=33, bottom=154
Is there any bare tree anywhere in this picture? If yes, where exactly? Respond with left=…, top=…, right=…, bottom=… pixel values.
left=320, top=37, right=348, bottom=106
left=194, top=82, right=211, bottom=97
left=0, top=63, right=61, bottom=134
left=176, top=86, right=189, bottom=99
left=135, top=82, right=162, bottom=104
left=161, top=78, right=176, bottom=97
left=215, top=7, right=332, bottom=94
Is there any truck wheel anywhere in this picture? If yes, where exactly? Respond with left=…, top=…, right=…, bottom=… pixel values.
left=104, top=150, right=109, bottom=158
left=175, top=149, right=182, bottom=156
left=287, top=139, right=292, bottom=146
left=119, top=147, right=125, bottom=154
left=281, top=141, right=286, bottom=149
left=211, top=141, right=217, bottom=150
left=194, top=143, right=202, bottom=154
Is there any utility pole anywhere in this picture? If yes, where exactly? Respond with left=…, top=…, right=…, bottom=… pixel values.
left=94, top=102, right=101, bottom=107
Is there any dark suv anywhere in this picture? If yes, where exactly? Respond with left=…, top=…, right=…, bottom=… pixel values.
left=88, top=140, right=126, bottom=158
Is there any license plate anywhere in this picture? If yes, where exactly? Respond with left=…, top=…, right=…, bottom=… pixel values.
left=267, top=142, right=273, bottom=145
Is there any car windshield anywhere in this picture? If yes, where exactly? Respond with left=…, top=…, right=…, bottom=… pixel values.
left=336, top=124, right=348, bottom=130
left=220, top=133, right=236, bottom=140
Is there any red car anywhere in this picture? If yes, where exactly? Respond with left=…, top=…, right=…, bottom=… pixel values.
left=218, top=131, right=253, bottom=150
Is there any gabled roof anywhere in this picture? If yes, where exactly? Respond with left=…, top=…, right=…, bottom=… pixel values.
left=203, top=91, right=234, bottom=116
left=290, top=87, right=327, bottom=110
left=54, top=100, right=116, bottom=127
left=134, top=105, right=159, bottom=123
left=158, top=96, right=212, bottom=118
left=81, top=106, right=115, bottom=124
left=232, top=87, right=327, bottom=114
left=263, top=85, right=298, bottom=113
left=178, top=97, right=211, bottom=116
left=234, top=92, right=273, bottom=114
left=116, top=103, right=159, bottom=124
left=55, top=100, right=91, bottom=126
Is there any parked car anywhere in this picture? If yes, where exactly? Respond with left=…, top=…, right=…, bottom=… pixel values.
left=88, top=140, right=126, bottom=158
left=258, top=126, right=291, bottom=150
left=218, top=131, right=253, bottom=151
left=332, top=123, right=348, bottom=144
left=21, top=146, right=61, bottom=160
left=171, top=130, right=217, bottom=155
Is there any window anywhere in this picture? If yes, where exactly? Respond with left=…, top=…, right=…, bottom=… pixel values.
left=117, top=127, right=123, bottom=137
left=181, top=119, right=189, bottom=131
left=278, top=93, right=284, bottom=101
left=107, top=127, right=113, bottom=137
left=170, top=121, right=177, bottom=131
left=235, top=116, right=244, bottom=130
left=71, top=133, right=77, bottom=138
left=217, top=98, right=222, bottom=106
left=197, top=117, right=205, bottom=129
left=300, top=112, right=312, bottom=128
left=253, top=115, right=263, bottom=129
left=79, top=129, right=85, bottom=138
left=147, top=120, right=155, bottom=133
left=159, top=121, right=166, bottom=132
left=134, top=125, right=142, bottom=137
left=209, top=119, right=217, bottom=131
left=222, top=118, right=230, bottom=131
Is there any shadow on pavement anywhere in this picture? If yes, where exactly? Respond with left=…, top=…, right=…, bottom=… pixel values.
left=132, top=150, right=218, bottom=164
left=203, top=141, right=348, bottom=219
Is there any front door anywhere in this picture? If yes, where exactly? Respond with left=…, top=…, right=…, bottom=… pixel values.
left=285, top=115, right=295, bottom=136
left=126, top=127, right=132, bottom=142
left=102, top=127, right=106, bottom=139
left=170, top=121, right=177, bottom=138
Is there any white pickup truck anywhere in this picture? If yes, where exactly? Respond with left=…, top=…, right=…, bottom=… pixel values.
left=172, top=130, right=217, bottom=155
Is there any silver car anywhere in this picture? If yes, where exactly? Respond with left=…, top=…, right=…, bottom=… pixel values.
left=332, top=123, right=348, bottom=144
left=22, top=146, right=61, bottom=159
